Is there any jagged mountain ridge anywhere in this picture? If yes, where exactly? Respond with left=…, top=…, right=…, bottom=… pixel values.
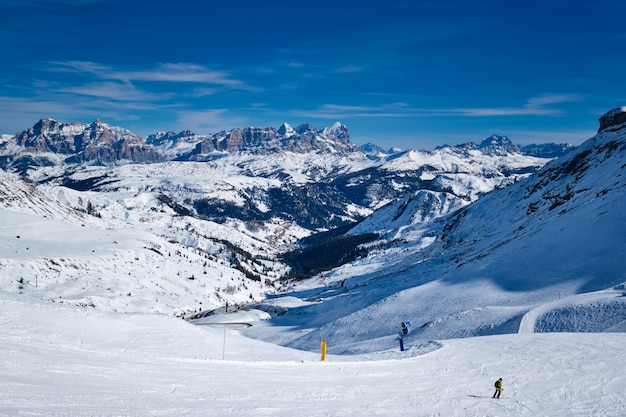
left=4, top=118, right=162, bottom=170
left=0, top=118, right=567, bottom=241
left=436, top=134, right=572, bottom=157
left=32, top=142, right=553, bottom=240
left=1, top=108, right=624, bottom=335
left=0, top=119, right=358, bottom=168
left=1, top=118, right=571, bottom=167
left=145, top=122, right=357, bottom=161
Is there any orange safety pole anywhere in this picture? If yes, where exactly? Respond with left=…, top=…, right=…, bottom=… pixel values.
left=321, top=340, right=327, bottom=361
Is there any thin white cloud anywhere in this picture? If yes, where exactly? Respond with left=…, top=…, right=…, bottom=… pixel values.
left=55, top=82, right=169, bottom=102
left=335, top=65, right=364, bottom=73
left=453, top=94, right=582, bottom=117
left=176, top=109, right=249, bottom=135
left=45, top=61, right=111, bottom=77
left=294, top=103, right=414, bottom=119
left=527, top=94, right=581, bottom=106
left=295, top=95, right=582, bottom=119
left=187, top=87, right=217, bottom=97
left=129, top=63, right=244, bottom=87
left=453, top=107, right=559, bottom=116
left=45, top=61, right=256, bottom=90
left=278, top=82, right=300, bottom=91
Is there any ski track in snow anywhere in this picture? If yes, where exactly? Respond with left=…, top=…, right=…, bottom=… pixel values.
left=1, top=296, right=626, bottom=417
left=518, top=289, right=626, bottom=334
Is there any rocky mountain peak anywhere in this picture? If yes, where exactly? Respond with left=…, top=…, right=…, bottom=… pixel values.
left=15, top=118, right=80, bottom=152
left=295, top=124, right=318, bottom=135
left=360, top=142, right=387, bottom=156
left=7, top=119, right=162, bottom=167
left=179, top=129, right=195, bottom=137
left=177, top=122, right=359, bottom=160
left=598, top=106, right=626, bottom=133
left=146, top=130, right=198, bottom=147
left=277, top=123, right=296, bottom=138
left=33, top=117, right=60, bottom=131
left=90, top=118, right=106, bottom=127
left=479, top=135, right=521, bottom=155
left=480, top=135, right=512, bottom=147
left=322, top=121, right=348, bottom=135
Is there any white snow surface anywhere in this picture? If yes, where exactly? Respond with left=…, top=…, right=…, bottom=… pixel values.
left=1, top=292, right=625, bottom=416
left=2, top=122, right=626, bottom=415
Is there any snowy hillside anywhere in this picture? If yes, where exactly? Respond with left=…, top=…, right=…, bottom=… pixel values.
left=1, top=109, right=625, bottom=416
left=0, top=170, right=281, bottom=316
left=239, top=108, right=626, bottom=352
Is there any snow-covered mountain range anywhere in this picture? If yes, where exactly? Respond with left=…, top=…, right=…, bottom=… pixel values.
left=275, top=107, right=626, bottom=351
left=1, top=110, right=621, bottom=321
left=1, top=108, right=625, bottom=416
left=1, top=118, right=568, bottom=241
left=1, top=117, right=572, bottom=291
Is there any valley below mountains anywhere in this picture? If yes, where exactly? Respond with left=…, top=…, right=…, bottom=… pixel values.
left=1, top=108, right=625, bottom=349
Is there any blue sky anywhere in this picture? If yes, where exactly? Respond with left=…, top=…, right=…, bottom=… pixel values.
left=1, top=0, right=625, bottom=150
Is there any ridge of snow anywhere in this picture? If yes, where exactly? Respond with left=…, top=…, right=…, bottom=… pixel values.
left=322, top=121, right=347, bottom=134
left=603, top=106, right=626, bottom=117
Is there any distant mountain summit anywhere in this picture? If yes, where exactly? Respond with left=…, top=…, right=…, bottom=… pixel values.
left=2, top=118, right=162, bottom=171
left=0, top=119, right=361, bottom=170
left=1, top=118, right=574, bottom=172
left=436, top=135, right=573, bottom=158
left=479, top=135, right=520, bottom=155
left=360, top=143, right=388, bottom=156
left=0, top=117, right=573, bottom=234
left=163, top=122, right=359, bottom=161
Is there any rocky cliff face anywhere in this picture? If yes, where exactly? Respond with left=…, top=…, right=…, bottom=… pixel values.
left=598, top=107, right=626, bottom=133
left=6, top=118, right=162, bottom=166
left=14, top=118, right=88, bottom=154
left=144, top=122, right=357, bottom=161
left=180, top=123, right=358, bottom=160
left=67, top=119, right=162, bottom=164
left=479, top=135, right=521, bottom=156
left=1, top=119, right=361, bottom=171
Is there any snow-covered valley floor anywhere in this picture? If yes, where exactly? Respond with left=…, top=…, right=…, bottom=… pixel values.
left=1, top=294, right=625, bottom=417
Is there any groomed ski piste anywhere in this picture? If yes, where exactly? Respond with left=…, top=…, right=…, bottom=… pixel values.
left=2, top=283, right=626, bottom=416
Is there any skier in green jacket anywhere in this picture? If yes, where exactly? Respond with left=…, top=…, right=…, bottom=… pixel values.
left=493, top=378, right=503, bottom=398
